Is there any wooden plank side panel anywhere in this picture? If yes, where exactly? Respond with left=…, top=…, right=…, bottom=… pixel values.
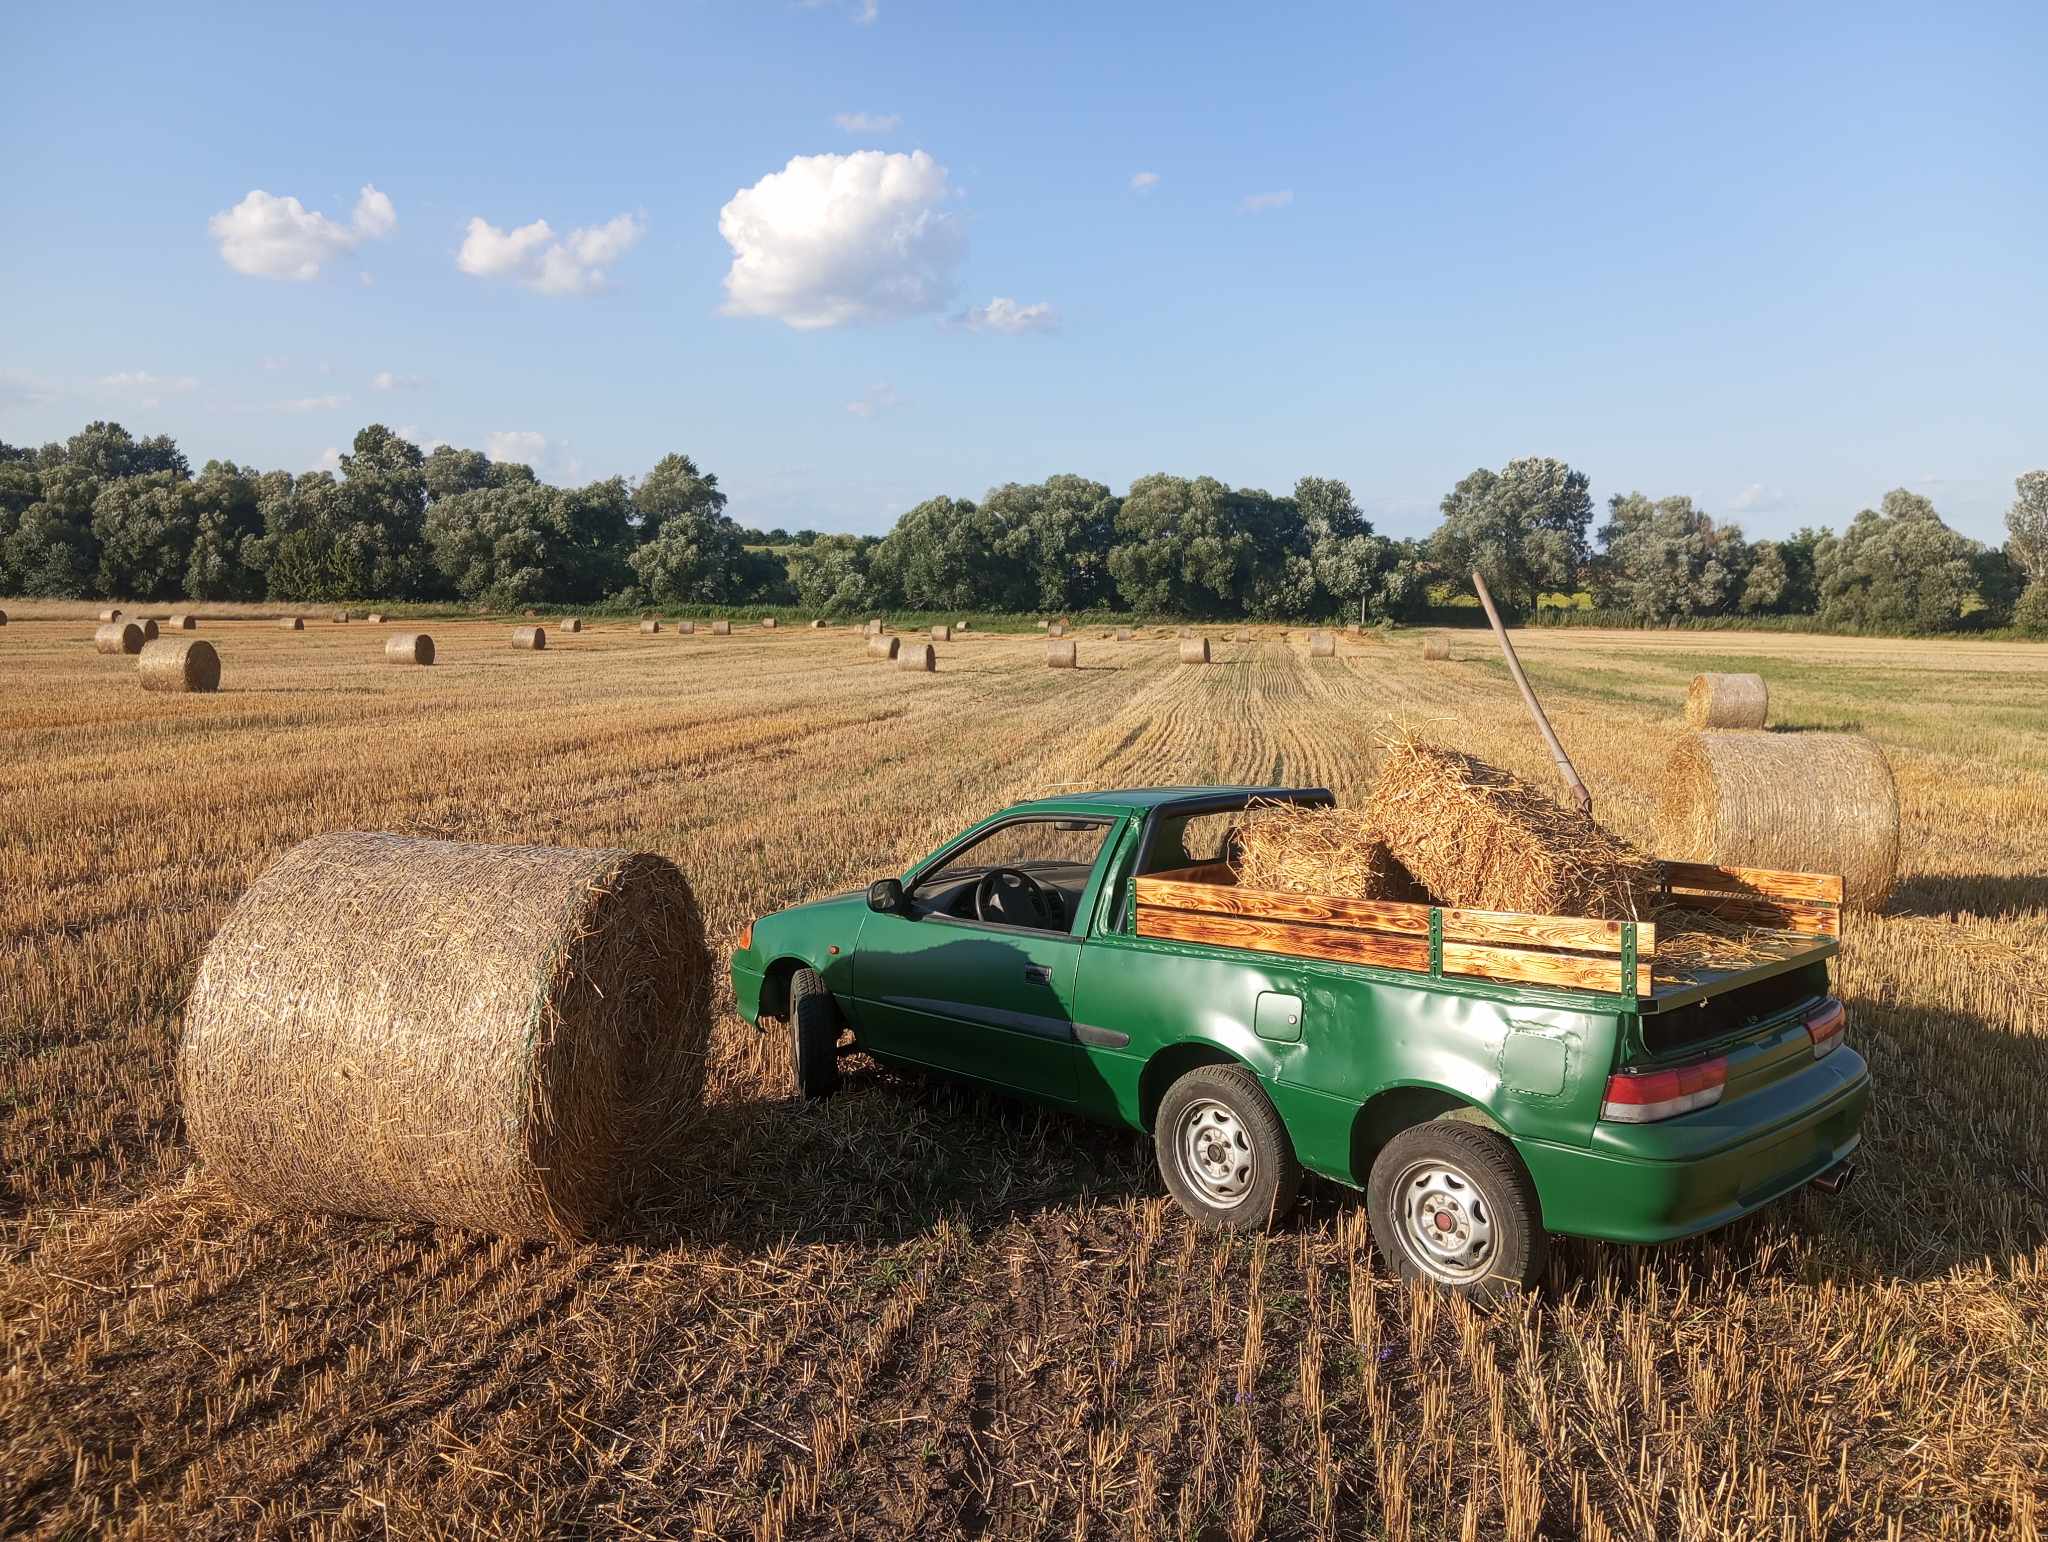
left=1136, top=908, right=1431, bottom=972
left=1141, top=862, right=1239, bottom=887
left=1659, top=859, right=1845, bottom=906
left=1135, top=876, right=1433, bottom=936
left=1442, top=941, right=1651, bottom=997
left=1440, top=908, right=1656, bottom=958
left=1669, top=893, right=1842, bottom=939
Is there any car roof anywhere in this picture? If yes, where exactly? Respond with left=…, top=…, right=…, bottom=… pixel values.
left=1002, top=785, right=1333, bottom=818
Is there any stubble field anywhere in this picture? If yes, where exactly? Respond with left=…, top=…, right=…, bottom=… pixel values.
left=1, top=610, right=2044, bottom=1540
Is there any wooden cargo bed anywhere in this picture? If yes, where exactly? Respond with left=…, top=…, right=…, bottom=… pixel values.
left=1132, top=859, right=1841, bottom=1006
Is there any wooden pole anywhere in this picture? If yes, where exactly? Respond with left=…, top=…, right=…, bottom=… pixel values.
left=1470, top=570, right=1592, bottom=816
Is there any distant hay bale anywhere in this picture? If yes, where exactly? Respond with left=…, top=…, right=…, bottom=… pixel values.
left=930, top=625, right=951, bottom=641
left=1048, top=622, right=1068, bottom=638
left=1345, top=623, right=1361, bottom=634
left=138, top=638, right=221, bottom=694
left=1661, top=731, right=1899, bottom=909
left=1038, top=620, right=1050, bottom=630
left=562, top=618, right=583, bottom=633
left=1233, top=802, right=1410, bottom=901
left=279, top=616, right=304, bottom=631
left=178, top=832, right=711, bottom=1239
left=677, top=620, right=695, bottom=635
left=810, top=619, right=824, bottom=628
left=333, top=611, right=351, bottom=623
left=761, top=616, right=777, bottom=628
left=867, top=619, right=884, bottom=635
left=1369, top=736, right=1656, bottom=919
left=166, top=614, right=196, bottom=630
left=98, top=608, right=122, bottom=622
left=95, top=621, right=144, bottom=655
left=523, top=608, right=539, bottom=617
left=1421, top=637, right=1450, bottom=661
left=366, top=613, right=386, bottom=624
left=711, top=620, right=732, bottom=636
left=0, top=609, right=8, bottom=625
left=1116, top=628, right=1133, bottom=641
left=639, top=619, right=664, bottom=634
left=511, top=625, right=546, bottom=650
left=1046, top=640, right=1077, bottom=669
left=386, top=633, right=434, bottom=665
left=1684, top=673, right=1769, bottom=730
left=899, top=642, right=936, bottom=672
left=956, top=620, right=970, bottom=631
left=1178, top=638, right=1211, bottom=664
left=138, top=619, right=160, bottom=642
left=1309, top=631, right=1335, bottom=657
left=867, top=635, right=901, bottom=660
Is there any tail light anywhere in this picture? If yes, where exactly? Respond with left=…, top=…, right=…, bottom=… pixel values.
left=1601, top=1054, right=1727, bottom=1123
left=1806, top=998, right=1845, bottom=1058
left=737, top=920, right=754, bottom=952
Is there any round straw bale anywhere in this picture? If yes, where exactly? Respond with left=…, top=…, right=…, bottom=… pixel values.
left=95, top=621, right=144, bottom=655
left=138, top=618, right=160, bottom=642
left=711, top=620, right=732, bottom=636
left=1037, top=619, right=1050, bottom=630
left=1116, top=628, right=1133, bottom=641
left=1684, top=672, right=1768, bottom=730
left=1046, top=640, right=1077, bottom=668
left=867, top=634, right=901, bottom=660
left=0, top=609, right=8, bottom=625
left=1421, top=637, right=1450, bottom=661
left=1345, top=622, right=1361, bottom=634
left=279, top=616, right=304, bottom=631
left=138, top=638, right=221, bottom=694
left=386, top=633, right=434, bottom=665
left=366, top=613, right=386, bottom=624
left=810, top=618, right=824, bottom=628
left=867, top=619, right=884, bottom=635
left=1660, top=731, right=1899, bottom=909
left=899, top=642, right=936, bottom=672
left=956, top=620, right=970, bottom=631
left=166, top=613, right=196, bottom=630
left=562, top=618, right=583, bottom=633
left=930, top=624, right=951, bottom=641
left=511, top=625, right=546, bottom=650
left=333, top=611, right=351, bottom=623
left=179, top=832, right=711, bottom=1239
left=1048, top=621, right=1067, bottom=638
left=98, top=607, right=122, bottom=622
left=639, top=619, right=664, bottom=634
left=677, top=620, right=695, bottom=635
left=761, top=616, right=777, bottom=628
left=1178, top=638, right=1211, bottom=664
left=1310, top=631, right=1335, bottom=658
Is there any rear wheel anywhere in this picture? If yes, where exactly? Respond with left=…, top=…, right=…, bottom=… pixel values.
left=1366, top=1119, right=1545, bottom=1302
left=788, top=968, right=841, bottom=1099
left=1154, top=1064, right=1301, bottom=1230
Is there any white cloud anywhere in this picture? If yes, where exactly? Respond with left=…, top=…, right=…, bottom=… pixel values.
left=457, top=211, right=645, bottom=295
left=261, top=355, right=289, bottom=371
left=957, top=296, right=1058, bottom=335
left=1729, top=483, right=1787, bottom=514
left=1130, top=171, right=1160, bottom=193
left=806, top=0, right=877, bottom=21
left=275, top=394, right=348, bottom=413
left=394, top=424, right=447, bottom=452
left=310, top=447, right=343, bottom=473
left=208, top=184, right=396, bottom=279
left=719, top=150, right=964, bottom=330
left=0, top=368, right=61, bottom=409
left=835, top=111, right=901, bottom=134
left=98, top=370, right=199, bottom=394
left=846, top=383, right=901, bottom=418
left=1240, top=190, right=1293, bottom=213
left=487, top=430, right=548, bottom=467
left=371, top=370, right=426, bottom=392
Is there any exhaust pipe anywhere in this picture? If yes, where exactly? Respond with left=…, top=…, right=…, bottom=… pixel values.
left=1810, top=1161, right=1856, bottom=1197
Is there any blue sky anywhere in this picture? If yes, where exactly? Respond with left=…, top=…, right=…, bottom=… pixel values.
left=3, top=1, right=2042, bottom=543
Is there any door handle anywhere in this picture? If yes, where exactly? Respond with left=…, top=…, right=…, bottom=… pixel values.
left=1022, top=964, right=1052, bottom=985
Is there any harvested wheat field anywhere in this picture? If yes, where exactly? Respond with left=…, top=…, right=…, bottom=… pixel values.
left=1, top=609, right=2045, bottom=1540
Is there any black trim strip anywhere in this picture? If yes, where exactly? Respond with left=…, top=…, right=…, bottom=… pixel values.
left=882, top=996, right=1077, bottom=1043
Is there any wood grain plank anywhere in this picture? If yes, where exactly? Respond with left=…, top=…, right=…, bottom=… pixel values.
left=1659, top=859, right=1844, bottom=905
left=1669, top=893, right=1842, bottom=939
left=1439, top=908, right=1656, bottom=957
left=1141, top=862, right=1239, bottom=887
left=1442, top=941, right=1650, bottom=997
left=1134, top=876, right=1432, bottom=936
left=1135, top=908, right=1431, bottom=972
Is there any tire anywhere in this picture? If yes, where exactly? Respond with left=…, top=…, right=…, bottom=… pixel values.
left=1154, top=1064, right=1302, bottom=1230
left=1366, top=1119, right=1546, bottom=1302
left=789, top=968, right=842, bottom=1100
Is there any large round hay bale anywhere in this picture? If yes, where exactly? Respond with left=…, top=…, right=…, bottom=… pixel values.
left=562, top=618, right=583, bottom=633
left=639, top=619, right=664, bottom=634
left=1046, top=640, right=1077, bottom=669
left=1048, top=622, right=1068, bottom=638
left=867, top=634, right=901, bottom=660
left=511, top=625, right=546, bottom=650
left=138, top=638, right=221, bottom=694
left=98, top=607, right=122, bottom=622
left=1309, top=631, right=1335, bottom=658
left=711, top=620, right=732, bottom=636
left=1684, top=672, right=1768, bottom=730
left=166, top=613, right=196, bottom=630
left=1179, top=638, right=1211, bottom=664
left=279, top=616, right=304, bottom=632
left=761, top=616, right=777, bottom=628
left=930, top=624, right=951, bottom=641
left=178, top=833, right=711, bottom=1239
left=899, top=642, right=936, bottom=672
left=386, top=633, right=435, bottom=665
left=138, top=618, right=160, bottom=643
left=1421, top=637, right=1450, bottom=661
left=1660, top=732, right=1899, bottom=910
left=95, top=621, right=144, bottom=655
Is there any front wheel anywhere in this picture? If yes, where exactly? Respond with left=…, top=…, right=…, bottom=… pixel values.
left=1366, top=1120, right=1545, bottom=1302
left=1154, top=1064, right=1301, bottom=1230
left=788, top=968, right=842, bottom=1099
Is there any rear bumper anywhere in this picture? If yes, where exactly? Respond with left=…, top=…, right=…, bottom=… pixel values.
left=1517, top=1046, right=1871, bottom=1244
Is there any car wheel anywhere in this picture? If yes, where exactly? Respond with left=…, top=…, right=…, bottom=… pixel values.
left=1154, top=1064, right=1301, bottom=1230
left=1366, top=1119, right=1545, bottom=1302
left=789, top=968, right=841, bottom=1100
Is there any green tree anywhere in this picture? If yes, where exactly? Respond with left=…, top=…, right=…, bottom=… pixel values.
left=874, top=496, right=1036, bottom=611
left=788, top=534, right=884, bottom=614
left=1106, top=474, right=1268, bottom=617
left=184, top=461, right=267, bottom=600
left=424, top=483, right=556, bottom=606
left=4, top=463, right=101, bottom=596
left=981, top=475, right=1120, bottom=612
left=627, top=500, right=755, bottom=605
left=41, top=420, right=188, bottom=481
left=2013, top=579, right=2048, bottom=636
left=92, top=471, right=206, bottom=600
left=0, top=455, right=38, bottom=593
left=1814, top=490, right=1982, bottom=633
left=633, top=453, right=726, bottom=540
left=1430, top=457, right=1593, bottom=613
left=1597, top=493, right=1751, bottom=622
left=2006, top=470, right=2048, bottom=581
left=424, top=445, right=494, bottom=501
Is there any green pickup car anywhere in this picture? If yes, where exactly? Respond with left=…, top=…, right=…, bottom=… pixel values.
left=730, top=787, right=1869, bottom=1296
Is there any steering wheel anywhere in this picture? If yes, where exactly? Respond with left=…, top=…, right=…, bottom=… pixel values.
left=974, top=867, right=1053, bottom=928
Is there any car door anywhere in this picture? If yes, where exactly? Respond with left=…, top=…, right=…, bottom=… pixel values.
left=852, top=816, right=1120, bottom=1104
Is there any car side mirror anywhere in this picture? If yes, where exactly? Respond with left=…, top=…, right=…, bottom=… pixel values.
left=867, top=878, right=905, bottom=914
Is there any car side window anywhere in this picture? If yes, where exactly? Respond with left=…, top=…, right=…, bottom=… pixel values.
left=914, top=818, right=1113, bottom=895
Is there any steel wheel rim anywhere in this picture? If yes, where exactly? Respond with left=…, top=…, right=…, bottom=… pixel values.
left=1176, top=1097, right=1255, bottom=1208
left=1393, top=1158, right=1496, bottom=1281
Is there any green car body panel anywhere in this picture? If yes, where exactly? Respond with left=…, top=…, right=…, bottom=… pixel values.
left=730, top=788, right=1871, bottom=1246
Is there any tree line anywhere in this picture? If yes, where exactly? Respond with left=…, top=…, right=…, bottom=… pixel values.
left=3, top=421, right=2043, bottom=635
